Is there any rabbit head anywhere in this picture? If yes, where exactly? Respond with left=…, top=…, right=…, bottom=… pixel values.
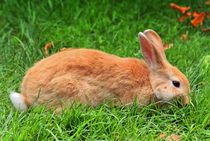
left=139, top=29, right=190, bottom=105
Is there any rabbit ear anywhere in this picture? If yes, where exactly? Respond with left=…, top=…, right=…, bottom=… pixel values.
left=138, top=32, right=167, bottom=70
left=143, top=29, right=166, bottom=59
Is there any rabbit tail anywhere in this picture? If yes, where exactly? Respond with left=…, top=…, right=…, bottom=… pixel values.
left=9, top=92, right=28, bottom=111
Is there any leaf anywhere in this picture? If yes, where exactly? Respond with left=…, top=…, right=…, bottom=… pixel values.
left=201, top=27, right=210, bottom=32
left=180, top=34, right=189, bottom=40
left=163, top=43, right=173, bottom=50
left=170, top=3, right=190, bottom=14
left=44, top=42, right=53, bottom=56
left=159, top=133, right=181, bottom=141
left=166, top=134, right=181, bottom=141
left=159, top=133, right=166, bottom=138
left=191, top=12, right=205, bottom=27
left=206, top=12, right=210, bottom=18
left=179, top=15, right=186, bottom=23
left=60, top=48, right=68, bottom=52
left=205, top=0, right=210, bottom=5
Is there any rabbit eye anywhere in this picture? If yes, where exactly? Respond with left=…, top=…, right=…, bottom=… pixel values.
left=172, top=80, right=180, bottom=88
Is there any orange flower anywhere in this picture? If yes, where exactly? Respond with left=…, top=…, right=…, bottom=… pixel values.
left=170, top=3, right=190, bottom=14
left=170, top=3, right=209, bottom=32
left=193, top=11, right=200, bottom=17
left=186, top=12, right=191, bottom=17
left=191, top=12, right=205, bottom=27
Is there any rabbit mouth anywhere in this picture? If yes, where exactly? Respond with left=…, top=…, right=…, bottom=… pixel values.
left=153, top=93, right=186, bottom=106
left=153, top=94, right=162, bottom=102
left=153, top=93, right=164, bottom=101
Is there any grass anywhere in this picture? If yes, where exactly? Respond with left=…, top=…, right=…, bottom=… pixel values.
left=0, top=0, right=209, bottom=140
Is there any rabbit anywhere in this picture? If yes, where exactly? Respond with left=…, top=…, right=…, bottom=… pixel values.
left=10, top=29, right=190, bottom=112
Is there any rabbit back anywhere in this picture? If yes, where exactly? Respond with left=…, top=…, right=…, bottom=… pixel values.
left=21, top=49, right=153, bottom=109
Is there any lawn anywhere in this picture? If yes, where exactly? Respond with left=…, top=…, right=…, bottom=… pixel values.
left=0, top=0, right=209, bottom=140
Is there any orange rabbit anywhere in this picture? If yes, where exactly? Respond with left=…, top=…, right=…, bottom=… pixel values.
left=10, top=29, right=190, bottom=112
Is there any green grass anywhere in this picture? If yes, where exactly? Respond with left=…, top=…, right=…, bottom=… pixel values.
left=0, top=0, right=210, bottom=140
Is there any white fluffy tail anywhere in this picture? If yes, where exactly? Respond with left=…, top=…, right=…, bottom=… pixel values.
left=9, top=92, right=28, bottom=111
